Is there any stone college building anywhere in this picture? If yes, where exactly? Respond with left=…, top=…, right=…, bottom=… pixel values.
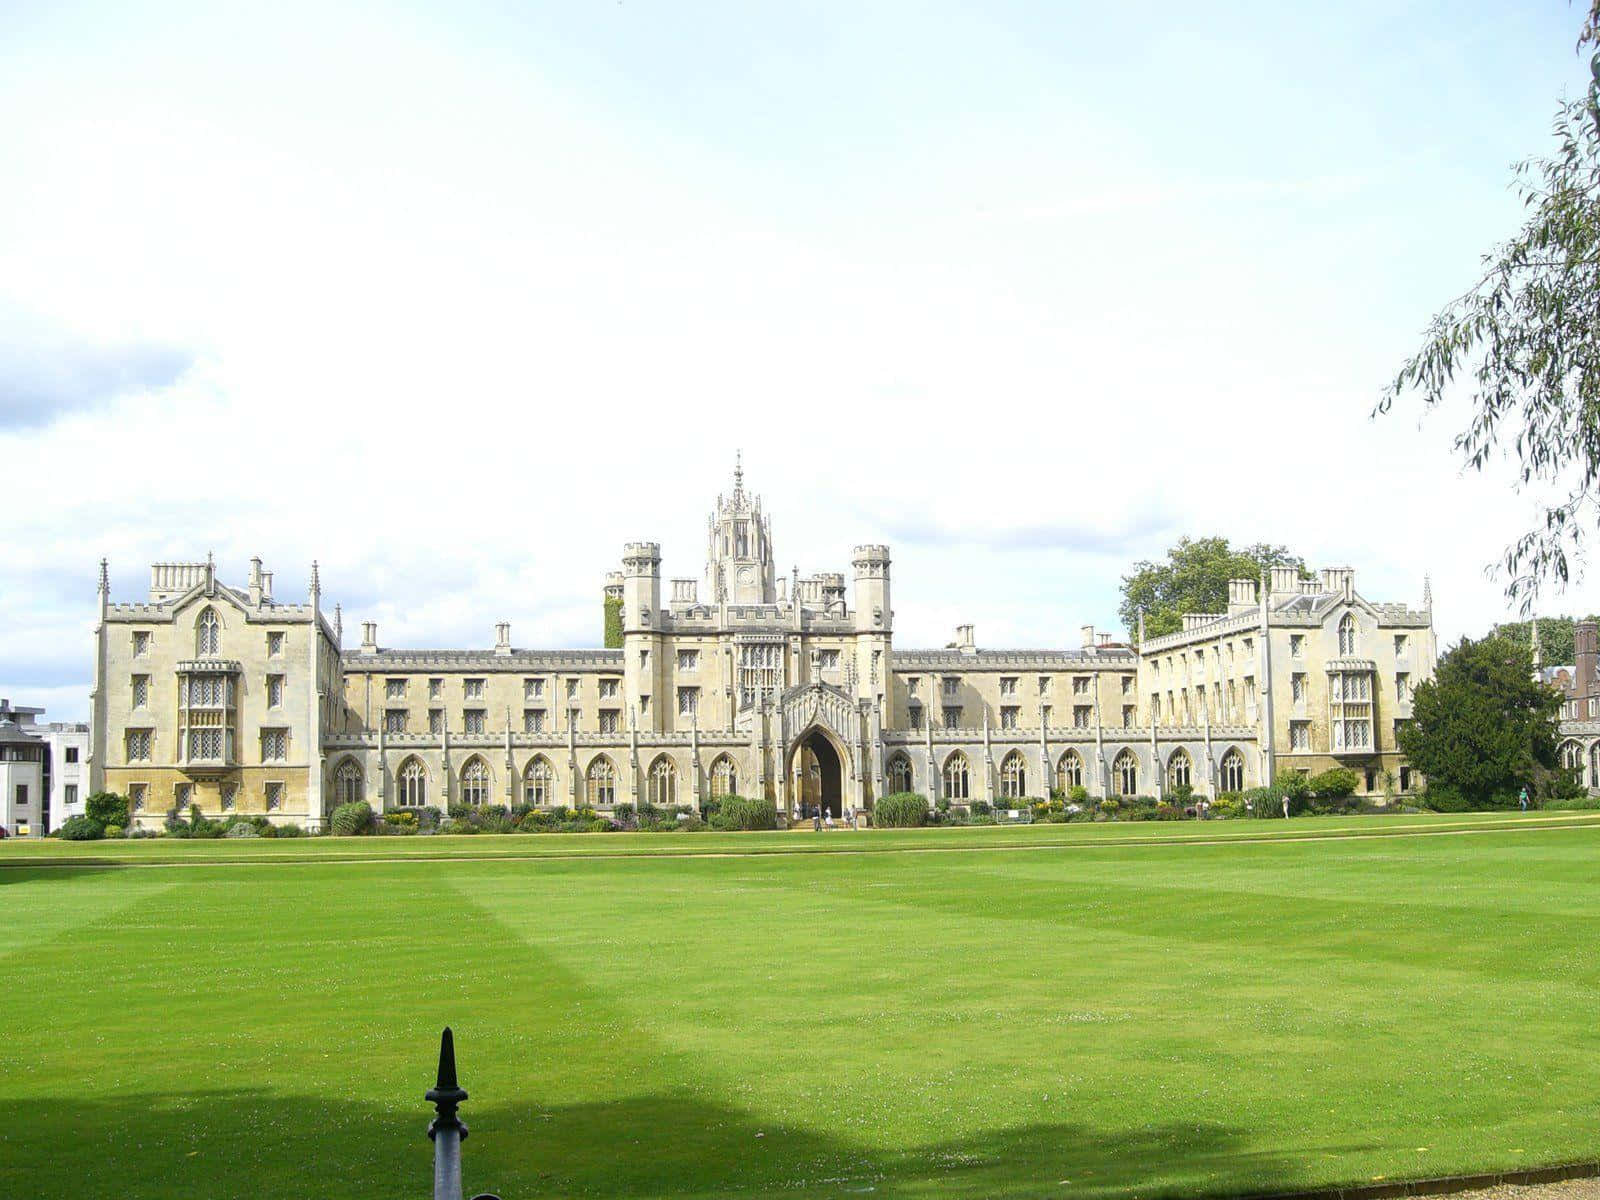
left=87, top=464, right=1437, bottom=830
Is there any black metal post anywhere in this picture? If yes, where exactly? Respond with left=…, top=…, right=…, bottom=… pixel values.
left=426, top=1027, right=500, bottom=1200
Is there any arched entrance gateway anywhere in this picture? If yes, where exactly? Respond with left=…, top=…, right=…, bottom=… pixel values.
left=789, top=727, right=847, bottom=819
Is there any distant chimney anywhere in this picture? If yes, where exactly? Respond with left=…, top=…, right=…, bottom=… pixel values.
left=1577, top=620, right=1598, bottom=695
left=361, top=622, right=377, bottom=653
left=494, top=621, right=511, bottom=655
left=1269, top=566, right=1299, bottom=596
left=248, top=557, right=264, bottom=607
left=1227, top=579, right=1258, bottom=613
left=955, top=624, right=976, bottom=653
left=1081, top=624, right=1096, bottom=649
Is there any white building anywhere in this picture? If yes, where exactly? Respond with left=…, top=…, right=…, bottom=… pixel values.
left=0, top=701, right=47, bottom=837
left=0, top=701, right=91, bottom=835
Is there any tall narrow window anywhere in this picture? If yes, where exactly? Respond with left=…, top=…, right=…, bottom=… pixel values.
left=648, top=755, right=677, bottom=806
left=887, top=754, right=913, bottom=794
left=335, top=758, right=363, bottom=806
left=710, top=755, right=738, bottom=798
left=196, top=608, right=220, bottom=656
left=1056, top=750, right=1083, bottom=793
left=523, top=756, right=554, bottom=806
left=586, top=756, right=616, bottom=807
left=1166, top=748, right=1192, bottom=791
left=942, top=751, right=970, bottom=801
left=999, top=751, right=1027, bottom=799
left=1219, top=749, right=1245, bottom=793
left=398, top=758, right=427, bottom=808
left=460, top=757, right=491, bottom=805
left=1114, top=749, right=1138, bottom=796
left=1338, top=614, right=1357, bottom=656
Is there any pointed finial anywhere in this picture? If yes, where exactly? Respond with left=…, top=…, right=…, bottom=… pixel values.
left=98, top=558, right=109, bottom=595
left=733, top=449, right=743, bottom=497
left=334, top=602, right=343, bottom=640
left=310, top=560, right=321, bottom=598
left=1422, top=573, right=1433, bottom=613
left=426, top=1027, right=468, bottom=1139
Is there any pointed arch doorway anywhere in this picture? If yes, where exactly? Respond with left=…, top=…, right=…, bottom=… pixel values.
left=790, top=727, right=845, bottom=819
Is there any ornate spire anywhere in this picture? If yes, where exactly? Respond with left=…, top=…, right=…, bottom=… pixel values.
left=1422, top=573, right=1433, bottom=613
left=732, top=449, right=744, bottom=499
left=310, top=560, right=321, bottom=597
left=98, top=558, right=109, bottom=595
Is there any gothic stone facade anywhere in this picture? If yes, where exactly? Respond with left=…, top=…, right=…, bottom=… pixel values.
left=1546, top=620, right=1600, bottom=788
left=89, top=469, right=1437, bottom=830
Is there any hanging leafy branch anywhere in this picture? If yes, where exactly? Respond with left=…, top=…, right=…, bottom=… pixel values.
left=1377, top=20, right=1600, bottom=608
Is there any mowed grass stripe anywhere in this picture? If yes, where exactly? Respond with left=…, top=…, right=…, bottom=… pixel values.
left=5, top=832, right=1600, bottom=1198
left=5, top=810, right=1600, bottom=870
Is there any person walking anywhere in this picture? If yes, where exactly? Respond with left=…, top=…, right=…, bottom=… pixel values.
left=1519, top=786, right=1530, bottom=812
left=1282, top=793, right=1290, bottom=820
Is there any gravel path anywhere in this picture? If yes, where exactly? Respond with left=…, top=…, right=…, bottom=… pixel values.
left=1450, top=1180, right=1600, bottom=1200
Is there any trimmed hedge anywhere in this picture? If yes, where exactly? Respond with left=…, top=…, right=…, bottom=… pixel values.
left=331, top=801, right=375, bottom=836
left=708, top=795, right=778, bottom=831
left=57, top=815, right=104, bottom=840
left=874, top=792, right=928, bottom=828
left=85, top=791, right=130, bottom=830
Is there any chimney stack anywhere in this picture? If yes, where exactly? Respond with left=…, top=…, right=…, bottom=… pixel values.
left=494, top=621, right=511, bottom=655
left=361, top=622, right=377, bottom=654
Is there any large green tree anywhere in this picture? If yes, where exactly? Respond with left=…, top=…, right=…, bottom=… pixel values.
left=1378, top=10, right=1600, bottom=606
left=1397, top=635, right=1561, bottom=808
left=1119, top=537, right=1307, bottom=640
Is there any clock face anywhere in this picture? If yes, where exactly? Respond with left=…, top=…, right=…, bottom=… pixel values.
left=738, top=566, right=754, bottom=585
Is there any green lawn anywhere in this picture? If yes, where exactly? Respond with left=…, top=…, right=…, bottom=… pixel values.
left=4, top=814, right=1598, bottom=1199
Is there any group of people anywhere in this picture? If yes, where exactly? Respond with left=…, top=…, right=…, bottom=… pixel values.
left=799, top=803, right=859, bottom=831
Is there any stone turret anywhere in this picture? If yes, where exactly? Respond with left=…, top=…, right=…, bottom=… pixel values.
left=852, top=545, right=891, bottom=633
left=622, top=542, right=661, bottom=631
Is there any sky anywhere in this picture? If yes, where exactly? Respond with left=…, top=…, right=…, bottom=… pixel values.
left=4, top=1, right=1598, bottom=721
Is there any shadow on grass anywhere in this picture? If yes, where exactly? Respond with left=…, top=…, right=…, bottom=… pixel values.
left=0, top=861, right=124, bottom=882
left=0, top=1087, right=1326, bottom=1200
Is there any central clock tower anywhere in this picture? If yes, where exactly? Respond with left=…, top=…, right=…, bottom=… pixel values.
left=706, top=453, right=777, bottom=605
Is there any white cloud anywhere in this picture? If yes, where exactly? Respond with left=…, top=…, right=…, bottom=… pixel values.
left=2, top=2, right=1596, bottom=720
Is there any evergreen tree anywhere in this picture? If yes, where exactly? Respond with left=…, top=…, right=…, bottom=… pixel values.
left=1398, top=635, right=1561, bottom=808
